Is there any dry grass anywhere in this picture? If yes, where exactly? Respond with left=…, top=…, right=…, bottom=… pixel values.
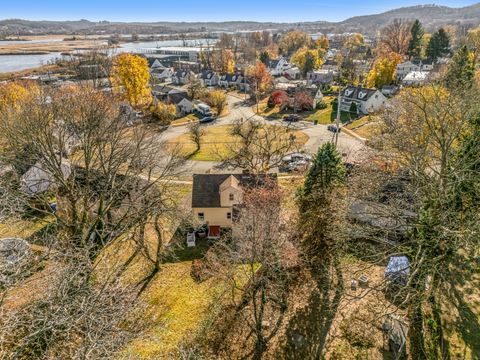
left=0, top=40, right=110, bottom=55
left=166, top=124, right=309, bottom=162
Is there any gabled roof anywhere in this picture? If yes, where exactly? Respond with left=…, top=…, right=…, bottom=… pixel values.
left=220, top=73, right=242, bottom=82
left=192, top=173, right=277, bottom=208
left=200, top=70, right=217, bottom=80
left=169, top=92, right=191, bottom=105
left=267, top=59, right=280, bottom=69
left=342, top=86, right=378, bottom=102
left=174, top=69, right=191, bottom=78
left=152, top=85, right=175, bottom=93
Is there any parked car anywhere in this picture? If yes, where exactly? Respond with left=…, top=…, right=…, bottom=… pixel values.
left=286, top=160, right=310, bottom=172
left=280, top=152, right=312, bottom=172
left=327, top=124, right=341, bottom=133
left=199, top=116, right=215, bottom=124
left=283, top=114, right=301, bottom=122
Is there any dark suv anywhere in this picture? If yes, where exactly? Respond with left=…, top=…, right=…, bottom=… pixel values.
left=283, top=114, right=301, bottom=122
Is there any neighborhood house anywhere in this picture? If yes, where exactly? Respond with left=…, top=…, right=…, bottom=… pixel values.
left=191, top=173, right=276, bottom=238
left=340, top=86, right=387, bottom=115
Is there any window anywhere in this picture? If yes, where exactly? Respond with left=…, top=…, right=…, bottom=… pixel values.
left=227, top=212, right=232, bottom=219
left=229, top=193, right=234, bottom=201
left=198, top=212, right=204, bottom=221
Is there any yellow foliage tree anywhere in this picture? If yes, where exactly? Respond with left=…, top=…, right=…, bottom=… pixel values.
left=150, top=102, right=177, bottom=125
left=208, top=90, right=227, bottom=116
left=0, top=82, right=37, bottom=111
left=111, top=53, right=152, bottom=108
left=291, top=46, right=324, bottom=76
left=315, top=36, right=329, bottom=50
left=366, top=52, right=403, bottom=88
left=279, top=30, right=311, bottom=54
left=212, top=49, right=235, bottom=73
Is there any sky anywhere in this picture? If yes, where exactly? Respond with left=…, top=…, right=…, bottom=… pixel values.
left=1, top=0, right=479, bottom=23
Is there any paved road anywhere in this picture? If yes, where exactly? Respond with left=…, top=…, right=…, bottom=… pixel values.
left=159, top=95, right=366, bottom=174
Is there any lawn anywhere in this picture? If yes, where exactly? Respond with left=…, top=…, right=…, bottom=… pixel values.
left=346, top=115, right=382, bottom=140
left=258, top=96, right=351, bottom=125
left=167, top=124, right=309, bottom=162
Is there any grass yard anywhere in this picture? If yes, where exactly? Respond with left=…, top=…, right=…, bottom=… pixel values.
left=346, top=115, right=382, bottom=140
left=123, top=261, right=219, bottom=359
left=258, top=96, right=351, bottom=125
left=171, top=113, right=200, bottom=126
left=167, top=124, right=309, bottom=162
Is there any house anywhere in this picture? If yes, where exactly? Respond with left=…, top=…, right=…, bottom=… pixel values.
left=218, top=73, right=244, bottom=89
left=322, top=59, right=339, bottom=71
left=152, top=85, right=180, bottom=101
left=283, top=66, right=301, bottom=80
left=169, top=92, right=193, bottom=115
left=148, top=58, right=167, bottom=70
left=199, top=70, right=219, bottom=87
left=396, top=60, right=434, bottom=80
left=402, top=71, right=429, bottom=86
left=151, top=67, right=174, bottom=82
left=267, top=57, right=293, bottom=76
left=340, top=86, right=387, bottom=115
left=191, top=173, right=276, bottom=238
left=172, top=70, right=195, bottom=85
left=21, top=160, right=71, bottom=196
left=306, top=70, right=336, bottom=85
left=381, top=85, right=400, bottom=97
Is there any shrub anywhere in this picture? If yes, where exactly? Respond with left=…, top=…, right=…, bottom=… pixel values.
left=316, top=101, right=327, bottom=110
left=150, top=102, right=177, bottom=125
left=268, top=90, right=289, bottom=108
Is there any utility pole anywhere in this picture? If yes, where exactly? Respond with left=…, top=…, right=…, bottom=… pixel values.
left=335, top=86, right=341, bottom=147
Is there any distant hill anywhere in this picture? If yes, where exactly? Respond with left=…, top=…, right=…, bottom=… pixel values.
left=335, top=4, right=480, bottom=34
left=1, top=3, right=479, bottom=36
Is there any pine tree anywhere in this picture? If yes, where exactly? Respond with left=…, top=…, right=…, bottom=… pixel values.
left=445, top=45, right=475, bottom=89
left=302, top=142, right=345, bottom=199
left=349, top=102, right=358, bottom=119
left=408, top=20, right=424, bottom=59
left=427, top=28, right=450, bottom=60
left=259, top=51, right=270, bottom=66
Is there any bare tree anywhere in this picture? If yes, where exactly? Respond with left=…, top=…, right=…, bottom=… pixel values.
left=380, top=19, right=412, bottom=55
left=205, top=183, right=298, bottom=360
left=219, top=119, right=300, bottom=174
left=188, top=122, right=206, bottom=155
left=0, top=84, right=185, bottom=357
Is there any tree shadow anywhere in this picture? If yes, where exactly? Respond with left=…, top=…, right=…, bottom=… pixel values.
left=445, top=255, right=480, bottom=357
left=281, top=258, right=344, bottom=358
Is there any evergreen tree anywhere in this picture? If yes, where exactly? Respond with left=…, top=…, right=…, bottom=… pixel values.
left=298, top=142, right=345, bottom=264
left=259, top=51, right=270, bottom=66
left=445, top=45, right=475, bottom=89
left=302, top=142, right=345, bottom=199
left=303, top=52, right=316, bottom=77
left=408, top=20, right=424, bottom=59
left=427, top=28, right=450, bottom=60
left=349, top=102, right=358, bottom=119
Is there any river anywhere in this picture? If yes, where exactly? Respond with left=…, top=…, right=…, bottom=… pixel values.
left=0, top=38, right=215, bottom=73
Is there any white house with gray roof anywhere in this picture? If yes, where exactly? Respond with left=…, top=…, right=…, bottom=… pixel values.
left=267, top=57, right=293, bottom=76
left=340, top=86, right=387, bottom=115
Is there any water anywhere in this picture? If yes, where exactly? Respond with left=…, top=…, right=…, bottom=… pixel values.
left=0, top=38, right=215, bottom=73
left=0, top=53, right=63, bottom=73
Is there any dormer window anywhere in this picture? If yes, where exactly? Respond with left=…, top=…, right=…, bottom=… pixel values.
left=229, top=193, right=234, bottom=201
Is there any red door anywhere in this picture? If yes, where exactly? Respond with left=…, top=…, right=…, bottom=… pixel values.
left=208, top=226, right=221, bottom=238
